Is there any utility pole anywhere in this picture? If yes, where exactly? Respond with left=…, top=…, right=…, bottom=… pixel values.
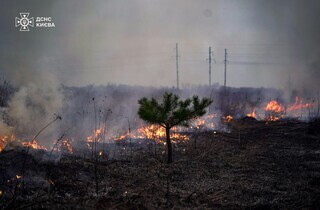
left=224, top=48, right=228, bottom=90
left=209, top=46, right=212, bottom=87
left=176, top=43, right=179, bottom=89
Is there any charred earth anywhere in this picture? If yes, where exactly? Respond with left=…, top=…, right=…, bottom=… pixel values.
left=1, top=119, right=320, bottom=209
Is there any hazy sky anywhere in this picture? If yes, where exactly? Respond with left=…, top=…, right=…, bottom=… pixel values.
left=1, top=0, right=320, bottom=90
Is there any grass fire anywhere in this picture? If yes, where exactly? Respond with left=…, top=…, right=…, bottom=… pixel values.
left=0, top=83, right=319, bottom=209
left=1, top=0, right=320, bottom=208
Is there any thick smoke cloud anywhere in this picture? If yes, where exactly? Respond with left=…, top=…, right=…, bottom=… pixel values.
left=0, top=0, right=320, bottom=144
left=7, top=83, right=63, bottom=141
left=245, top=0, right=320, bottom=92
left=0, top=0, right=319, bottom=91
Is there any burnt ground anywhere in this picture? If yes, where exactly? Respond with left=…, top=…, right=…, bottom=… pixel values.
left=0, top=119, right=320, bottom=209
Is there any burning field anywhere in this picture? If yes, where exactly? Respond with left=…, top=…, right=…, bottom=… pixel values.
left=0, top=84, right=320, bottom=209
left=2, top=0, right=320, bottom=208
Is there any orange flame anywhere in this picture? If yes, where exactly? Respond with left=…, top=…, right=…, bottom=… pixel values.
left=265, top=100, right=285, bottom=121
left=265, top=100, right=284, bottom=113
left=0, top=136, right=8, bottom=152
left=0, top=134, right=14, bottom=152
left=60, top=138, right=73, bottom=154
left=86, top=128, right=103, bottom=149
left=247, top=109, right=256, bottom=118
left=135, top=124, right=189, bottom=143
left=113, top=124, right=189, bottom=143
left=287, top=96, right=313, bottom=112
left=267, top=116, right=280, bottom=121
left=223, top=115, right=233, bottom=123
left=191, top=114, right=216, bottom=129
left=21, top=139, right=47, bottom=150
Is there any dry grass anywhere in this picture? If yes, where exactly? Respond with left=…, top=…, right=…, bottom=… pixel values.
left=1, top=119, right=320, bottom=209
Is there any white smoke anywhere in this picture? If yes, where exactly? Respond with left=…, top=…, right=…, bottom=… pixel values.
left=0, top=119, right=13, bottom=137
left=7, top=82, right=63, bottom=144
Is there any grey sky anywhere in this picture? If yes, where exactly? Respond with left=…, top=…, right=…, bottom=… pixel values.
left=1, top=0, right=319, bottom=90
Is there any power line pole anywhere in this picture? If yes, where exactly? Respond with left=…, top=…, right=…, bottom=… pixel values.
left=224, top=48, right=228, bottom=90
left=209, top=46, right=212, bottom=87
left=176, top=43, right=179, bottom=89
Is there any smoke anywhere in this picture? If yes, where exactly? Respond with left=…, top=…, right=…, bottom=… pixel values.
left=1, top=0, right=320, bottom=150
left=246, top=0, right=320, bottom=92
left=1, top=0, right=320, bottom=91
left=2, top=56, right=64, bottom=144
left=0, top=120, right=13, bottom=138
left=7, top=83, right=63, bottom=140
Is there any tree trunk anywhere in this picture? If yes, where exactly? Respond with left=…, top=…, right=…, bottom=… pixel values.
left=165, top=127, right=173, bottom=163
